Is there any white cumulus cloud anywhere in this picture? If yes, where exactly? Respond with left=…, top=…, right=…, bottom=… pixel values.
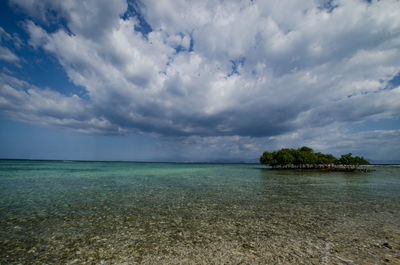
left=1, top=0, right=400, bottom=160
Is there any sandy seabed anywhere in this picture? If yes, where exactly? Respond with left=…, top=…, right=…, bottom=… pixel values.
left=1, top=200, right=399, bottom=264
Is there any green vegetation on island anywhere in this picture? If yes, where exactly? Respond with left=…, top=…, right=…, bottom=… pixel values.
left=260, top=146, right=370, bottom=171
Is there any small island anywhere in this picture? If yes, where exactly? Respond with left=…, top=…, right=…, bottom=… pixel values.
left=260, top=146, right=370, bottom=172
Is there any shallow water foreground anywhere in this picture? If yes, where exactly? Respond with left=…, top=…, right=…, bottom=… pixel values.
left=0, top=160, right=399, bottom=264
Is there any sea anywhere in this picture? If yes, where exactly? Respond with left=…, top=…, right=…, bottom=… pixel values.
left=0, top=160, right=399, bottom=264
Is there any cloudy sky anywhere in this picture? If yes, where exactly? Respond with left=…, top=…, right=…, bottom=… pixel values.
left=0, top=0, right=400, bottom=162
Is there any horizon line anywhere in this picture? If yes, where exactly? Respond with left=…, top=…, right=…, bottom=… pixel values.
left=1, top=158, right=400, bottom=165
left=0, top=157, right=260, bottom=164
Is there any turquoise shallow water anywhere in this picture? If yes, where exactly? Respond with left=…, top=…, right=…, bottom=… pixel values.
left=1, top=160, right=400, bottom=264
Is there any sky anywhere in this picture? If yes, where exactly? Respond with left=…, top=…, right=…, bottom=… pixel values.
left=0, top=0, right=400, bottom=162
